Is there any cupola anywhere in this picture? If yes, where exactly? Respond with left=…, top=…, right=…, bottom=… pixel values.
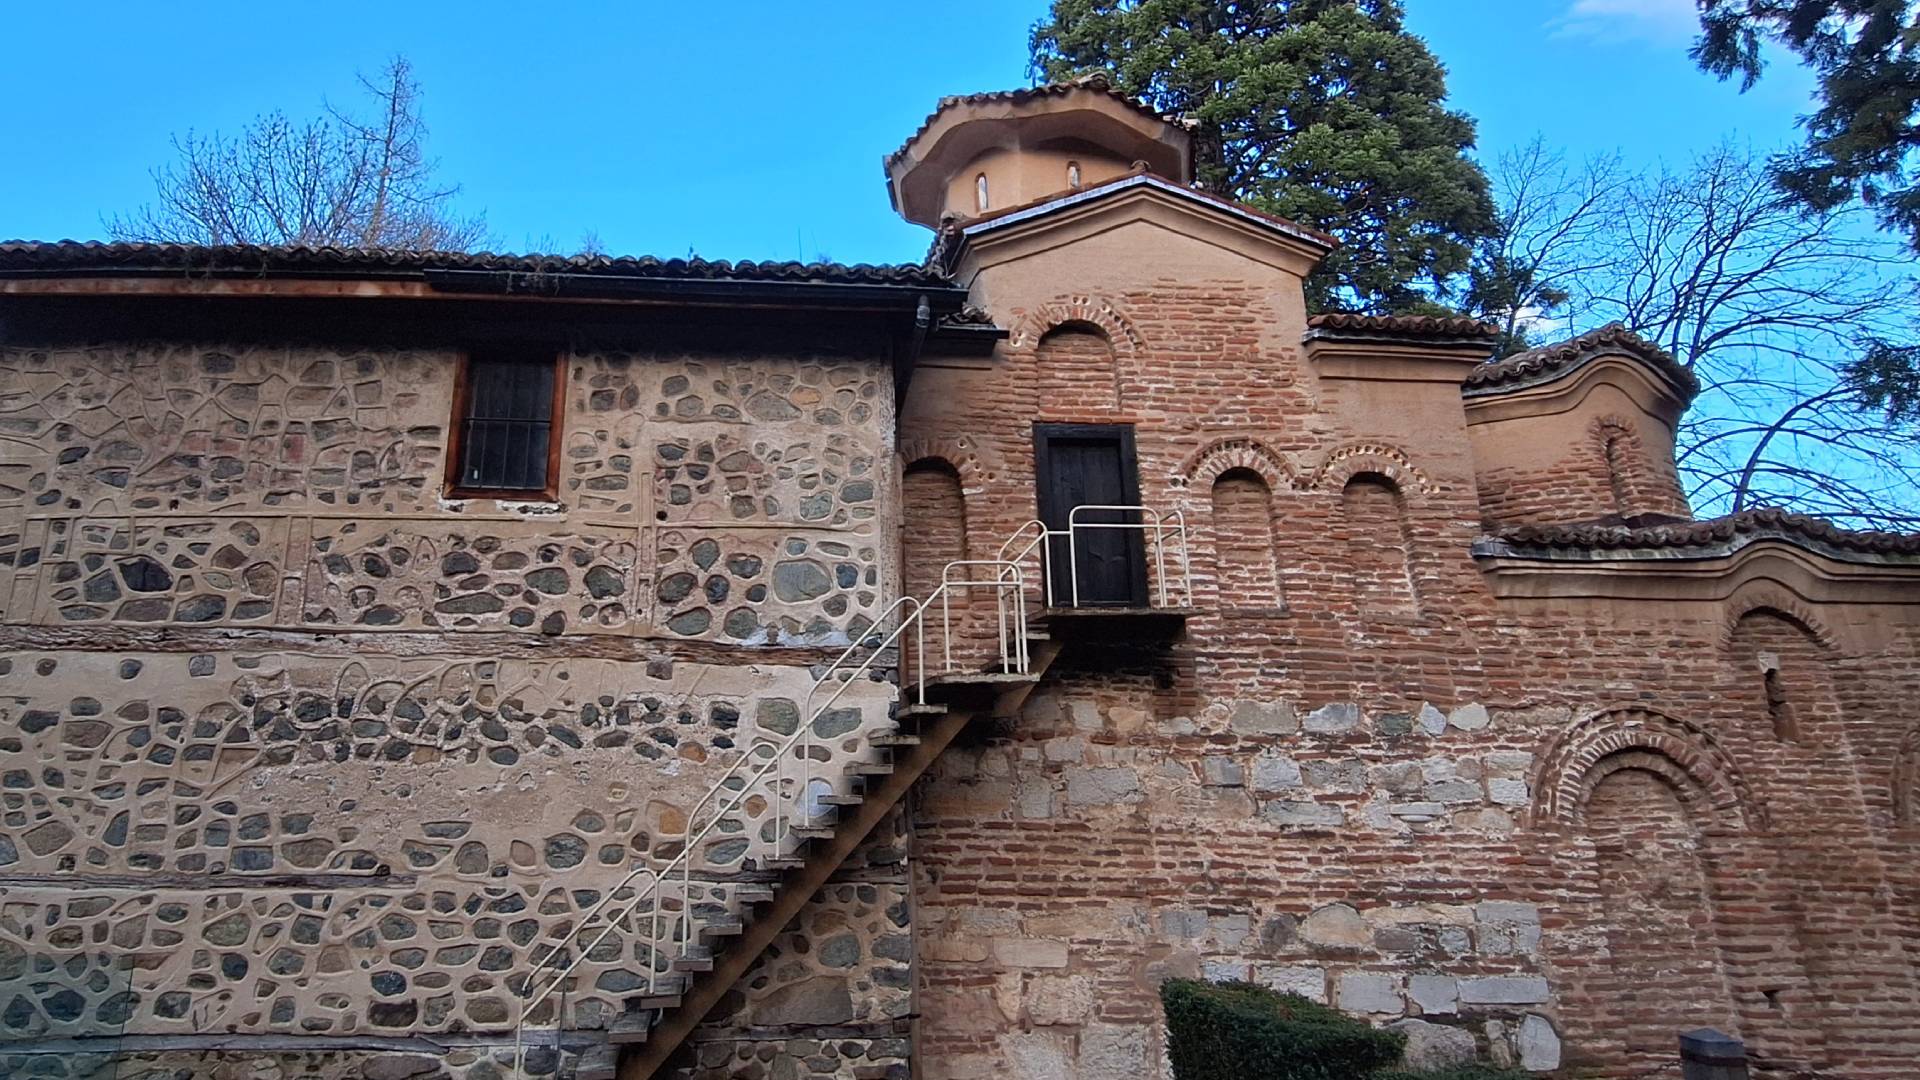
left=884, top=73, right=1194, bottom=228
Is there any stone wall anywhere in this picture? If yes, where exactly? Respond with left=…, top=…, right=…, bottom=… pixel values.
left=0, top=338, right=906, bottom=1076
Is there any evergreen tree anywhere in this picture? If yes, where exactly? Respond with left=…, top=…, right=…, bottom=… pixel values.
left=1695, top=2, right=1920, bottom=249
left=1694, top=3, right=1920, bottom=431
left=1030, top=0, right=1495, bottom=312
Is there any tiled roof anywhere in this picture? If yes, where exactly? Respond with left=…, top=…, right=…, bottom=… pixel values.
left=1483, top=509, right=1920, bottom=559
left=887, top=73, right=1187, bottom=167
left=1465, top=323, right=1699, bottom=401
left=937, top=303, right=1000, bottom=329
left=0, top=240, right=952, bottom=287
left=1307, top=312, right=1499, bottom=342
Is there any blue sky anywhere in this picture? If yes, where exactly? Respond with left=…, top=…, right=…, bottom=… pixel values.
left=0, top=0, right=1817, bottom=266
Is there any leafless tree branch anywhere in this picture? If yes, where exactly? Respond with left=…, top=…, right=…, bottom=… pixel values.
left=106, top=56, right=487, bottom=251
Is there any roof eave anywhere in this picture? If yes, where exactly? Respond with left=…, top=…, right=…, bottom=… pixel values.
left=943, top=173, right=1334, bottom=271
left=0, top=264, right=971, bottom=313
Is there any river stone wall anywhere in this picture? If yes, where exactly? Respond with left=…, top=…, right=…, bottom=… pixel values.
left=0, top=339, right=906, bottom=1075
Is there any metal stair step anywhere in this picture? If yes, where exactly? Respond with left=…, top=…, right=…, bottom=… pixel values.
left=672, top=954, right=714, bottom=973
left=819, top=794, right=864, bottom=807
left=845, top=761, right=895, bottom=777
left=609, top=1009, right=654, bottom=1045
left=870, top=733, right=921, bottom=748
left=790, top=825, right=836, bottom=841
left=700, top=917, right=744, bottom=937
left=896, top=702, right=948, bottom=717
left=753, top=855, right=808, bottom=871
left=732, top=884, right=776, bottom=903
left=575, top=1043, right=619, bottom=1080
left=628, top=989, right=685, bottom=1009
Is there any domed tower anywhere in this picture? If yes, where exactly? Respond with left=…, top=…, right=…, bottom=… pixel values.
left=884, top=73, right=1195, bottom=227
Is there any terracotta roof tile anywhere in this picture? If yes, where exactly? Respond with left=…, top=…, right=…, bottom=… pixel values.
left=1307, top=312, right=1498, bottom=342
left=1484, top=508, right=1920, bottom=559
left=1465, top=322, right=1699, bottom=401
left=0, top=240, right=951, bottom=288
left=886, top=73, right=1188, bottom=168
left=937, top=303, right=999, bottom=329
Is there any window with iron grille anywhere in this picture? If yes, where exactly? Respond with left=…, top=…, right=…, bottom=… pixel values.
left=447, top=350, right=563, bottom=496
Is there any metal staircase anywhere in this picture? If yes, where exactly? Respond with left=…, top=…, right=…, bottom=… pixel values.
left=510, top=508, right=1191, bottom=1079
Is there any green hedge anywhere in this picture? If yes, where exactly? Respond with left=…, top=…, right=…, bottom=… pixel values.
left=1162, top=979, right=1405, bottom=1080
left=1161, top=979, right=1528, bottom=1080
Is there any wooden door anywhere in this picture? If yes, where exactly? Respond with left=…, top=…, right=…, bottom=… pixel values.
left=1034, top=424, right=1147, bottom=606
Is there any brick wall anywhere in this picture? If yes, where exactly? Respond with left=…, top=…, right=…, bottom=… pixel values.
left=900, top=237, right=1920, bottom=1079
left=1471, top=408, right=1691, bottom=528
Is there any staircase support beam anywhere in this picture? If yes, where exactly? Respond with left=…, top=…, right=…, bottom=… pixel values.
left=618, top=641, right=1061, bottom=1078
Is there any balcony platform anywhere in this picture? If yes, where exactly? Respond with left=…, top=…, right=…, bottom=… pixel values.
left=1032, top=605, right=1196, bottom=643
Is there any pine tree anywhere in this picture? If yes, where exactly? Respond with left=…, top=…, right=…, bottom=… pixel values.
left=1030, top=0, right=1495, bottom=312
left=1696, top=1, right=1920, bottom=249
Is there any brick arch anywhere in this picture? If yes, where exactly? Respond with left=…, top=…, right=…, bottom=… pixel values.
left=1894, top=724, right=1920, bottom=828
left=1172, top=437, right=1294, bottom=492
left=1300, top=442, right=1437, bottom=497
left=1717, top=587, right=1837, bottom=653
left=898, top=434, right=994, bottom=493
left=1008, top=296, right=1145, bottom=358
left=1532, top=706, right=1764, bottom=831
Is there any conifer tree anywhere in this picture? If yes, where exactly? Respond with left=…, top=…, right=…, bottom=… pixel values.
left=1031, top=0, right=1495, bottom=312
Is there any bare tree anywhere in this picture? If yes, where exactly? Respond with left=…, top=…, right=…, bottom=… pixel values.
left=1465, top=139, right=1626, bottom=357
left=1477, top=142, right=1920, bottom=529
left=108, top=57, right=486, bottom=251
left=1575, top=145, right=1920, bottom=529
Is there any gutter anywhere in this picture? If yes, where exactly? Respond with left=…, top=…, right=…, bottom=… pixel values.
left=421, top=268, right=971, bottom=312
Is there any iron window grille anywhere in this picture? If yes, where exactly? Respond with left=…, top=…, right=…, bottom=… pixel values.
left=446, top=350, right=565, bottom=498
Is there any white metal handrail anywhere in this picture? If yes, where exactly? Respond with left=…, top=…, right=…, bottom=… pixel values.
left=510, top=564, right=1030, bottom=1073
left=1066, top=505, right=1193, bottom=608
left=996, top=506, right=1194, bottom=611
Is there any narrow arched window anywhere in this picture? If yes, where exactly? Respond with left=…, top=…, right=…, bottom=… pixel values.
left=1761, top=663, right=1799, bottom=743
left=1067, top=161, right=1082, bottom=189
left=1602, top=431, right=1631, bottom=515
left=1729, top=609, right=1826, bottom=744
left=975, top=173, right=990, bottom=213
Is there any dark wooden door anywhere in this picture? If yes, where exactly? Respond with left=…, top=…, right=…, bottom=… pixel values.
left=1034, top=424, right=1147, bottom=606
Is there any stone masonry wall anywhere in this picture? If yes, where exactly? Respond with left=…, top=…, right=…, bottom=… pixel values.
left=0, top=338, right=906, bottom=1077
left=900, top=268, right=1920, bottom=1080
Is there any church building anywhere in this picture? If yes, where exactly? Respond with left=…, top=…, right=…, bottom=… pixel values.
left=2, top=76, right=1918, bottom=1080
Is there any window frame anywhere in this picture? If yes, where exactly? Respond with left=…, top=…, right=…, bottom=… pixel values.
left=443, top=348, right=567, bottom=501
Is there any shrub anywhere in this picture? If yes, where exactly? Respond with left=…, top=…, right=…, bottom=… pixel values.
left=1161, top=978, right=1406, bottom=1080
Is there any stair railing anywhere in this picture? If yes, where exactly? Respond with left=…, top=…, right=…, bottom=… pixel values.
left=996, top=505, right=1194, bottom=611
left=510, top=561, right=1030, bottom=1076
left=1066, top=505, right=1193, bottom=608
